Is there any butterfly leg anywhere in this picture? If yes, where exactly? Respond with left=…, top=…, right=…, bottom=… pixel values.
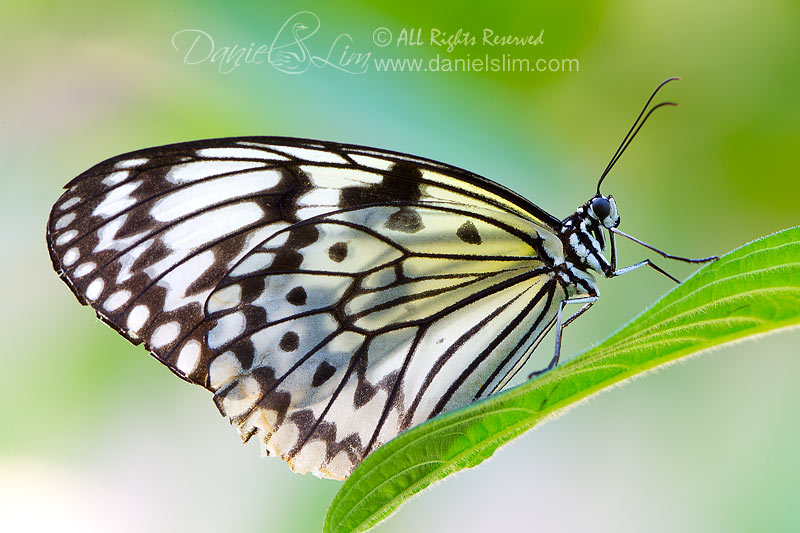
left=607, top=228, right=716, bottom=284
left=610, top=227, right=718, bottom=264
left=528, top=295, right=598, bottom=379
left=613, top=259, right=681, bottom=283
left=607, top=227, right=681, bottom=283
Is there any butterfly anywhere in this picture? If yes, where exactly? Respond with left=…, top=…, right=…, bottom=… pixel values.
left=46, top=78, right=715, bottom=480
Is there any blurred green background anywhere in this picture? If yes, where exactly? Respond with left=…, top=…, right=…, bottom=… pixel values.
left=2, top=1, right=798, bottom=531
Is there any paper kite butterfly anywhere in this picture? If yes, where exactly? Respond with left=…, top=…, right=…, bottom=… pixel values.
left=46, top=78, right=715, bottom=480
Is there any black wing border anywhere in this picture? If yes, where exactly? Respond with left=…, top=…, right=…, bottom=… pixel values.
left=62, top=136, right=564, bottom=232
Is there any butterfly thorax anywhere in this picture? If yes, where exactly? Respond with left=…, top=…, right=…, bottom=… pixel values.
left=555, top=194, right=620, bottom=296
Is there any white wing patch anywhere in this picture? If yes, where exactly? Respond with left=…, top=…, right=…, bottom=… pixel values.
left=165, top=160, right=266, bottom=184
left=348, top=153, right=397, bottom=171
left=115, top=157, right=149, bottom=169
left=149, top=170, right=281, bottom=222
left=270, top=145, right=350, bottom=164
left=92, top=180, right=141, bottom=218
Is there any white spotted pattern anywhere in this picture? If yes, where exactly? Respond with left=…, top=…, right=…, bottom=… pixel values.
left=126, top=305, right=150, bottom=333
left=104, top=289, right=132, bottom=311
left=55, top=212, right=76, bottom=230
left=207, top=311, right=246, bottom=349
left=73, top=262, right=95, bottom=278
left=85, top=278, right=104, bottom=300
left=165, top=160, right=265, bottom=184
left=102, top=171, right=129, bottom=186
left=58, top=196, right=81, bottom=210
left=115, top=157, right=149, bottom=169
left=149, top=170, right=280, bottom=222
left=92, top=181, right=141, bottom=218
left=150, top=321, right=181, bottom=348
left=63, top=247, right=80, bottom=266
left=197, top=147, right=279, bottom=160
left=271, top=145, right=349, bottom=164
left=209, top=351, right=243, bottom=389
left=176, top=340, right=202, bottom=375
left=349, top=153, right=396, bottom=171
left=56, top=230, right=78, bottom=245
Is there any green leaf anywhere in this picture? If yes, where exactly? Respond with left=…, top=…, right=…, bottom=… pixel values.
left=324, top=227, right=800, bottom=533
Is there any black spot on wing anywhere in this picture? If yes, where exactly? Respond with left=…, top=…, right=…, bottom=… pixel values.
left=312, top=361, right=336, bottom=387
left=328, top=241, right=348, bottom=263
left=239, top=276, right=266, bottom=305
left=384, top=208, right=424, bottom=234
left=242, top=305, right=267, bottom=337
left=456, top=220, right=482, bottom=245
left=248, top=366, right=292, bottom=427
left=354, top=380, right=377, bottom=408
left=340, top=161, right=422, bottom=208
left=232, top=337, right=256, bottom=369
left=286, top=286, right=307, bottom=306
left=383, top=162, right=423, bottom=201
left=353, top=352, right=377, bottom=409
left=279, top=331, right=300, bottom=351
left=268, top=225, right=319, bottom=271
left=277, top=167, right=313, bottom=223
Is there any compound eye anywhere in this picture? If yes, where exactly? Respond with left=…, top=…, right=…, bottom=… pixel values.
left=590, top=197, right=612, bottom=220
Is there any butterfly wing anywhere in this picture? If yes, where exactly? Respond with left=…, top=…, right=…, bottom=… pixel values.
left=47, top=137, right=568, bottom=479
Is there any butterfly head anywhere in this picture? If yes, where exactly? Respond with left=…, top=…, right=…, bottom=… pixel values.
left=586, top=194, right=620, bottom=229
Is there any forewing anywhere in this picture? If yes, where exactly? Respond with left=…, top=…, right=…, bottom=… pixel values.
left=47, top=141, right=306, bottom=385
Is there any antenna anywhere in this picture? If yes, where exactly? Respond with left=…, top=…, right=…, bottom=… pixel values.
left=596, top=77, right=680, bottom=194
